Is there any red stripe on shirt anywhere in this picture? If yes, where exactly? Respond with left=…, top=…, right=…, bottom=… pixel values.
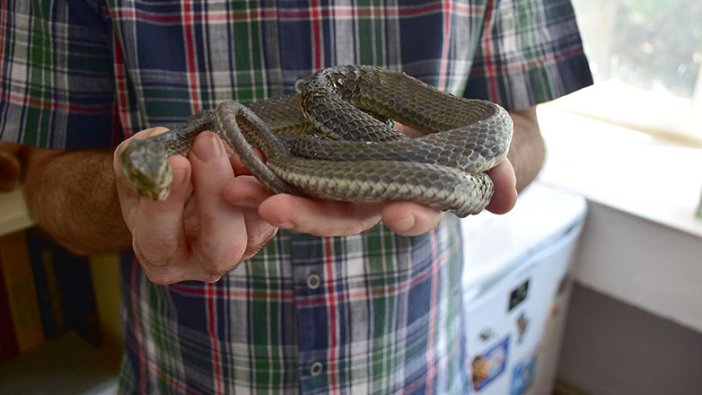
left=0, top=4, right=8, bottom=101
left=424, top=231, right=441, bottom=394
left=128, top=258, right=148, bottom=394
left=296, top=245, right=451, bottom=308
left=182, top=0, right=201, bottom=112
left=278, top=3, right=480, bottom=20
left=471, top=45, right=586, bottom=76
left=110, top=3, right=482, bottom=25
left=480, top=0, right=500, bottom=102
left=5, top=93, right=113, bottom=115
left=169, top=284, right=294, bottom=300
left=112, top=38, right=133, bottom=135
left=310, top=0, right=323, bottom=70
left=206, top=283, right=223, bottom=394
left=437, top=0, right=453, bottom=91
left=323, top=237, right=339, bottom=394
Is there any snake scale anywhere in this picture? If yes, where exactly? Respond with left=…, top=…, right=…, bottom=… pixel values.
left=120, top=65, right=513, bottom=217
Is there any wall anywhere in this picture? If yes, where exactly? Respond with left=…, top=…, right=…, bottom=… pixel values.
left=556, top=201, right=702, bottom=394
left=559, top=283, right=702, bottom=395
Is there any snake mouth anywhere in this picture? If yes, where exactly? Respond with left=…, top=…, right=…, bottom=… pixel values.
left=122, top=162, right=173, bottom=201
left=138, top=184, right=171, bottom=201
left=121, top=137, right=174, bottom=201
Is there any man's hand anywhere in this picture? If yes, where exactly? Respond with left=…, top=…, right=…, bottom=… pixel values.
left=115, top=124, right=518, bottom=284
left=225, top=120, right=518, bottom=237
left=485, top=160, right=518, bottom=214
left=115, top=128, right=277, bottom=284
left=224, top=159, right=516, bottom=237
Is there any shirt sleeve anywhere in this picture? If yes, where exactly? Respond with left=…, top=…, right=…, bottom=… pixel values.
left=0, top=0, right=117, bottom=150
left=464, top=0, right=593, bottom=110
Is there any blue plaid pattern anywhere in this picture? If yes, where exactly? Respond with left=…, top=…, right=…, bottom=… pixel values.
left=1, top=0, right=592, bottom=393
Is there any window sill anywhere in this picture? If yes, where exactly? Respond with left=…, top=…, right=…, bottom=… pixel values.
left=537, top=105, right=702, bottom=333
left=537, top=104, right=702, bottom=239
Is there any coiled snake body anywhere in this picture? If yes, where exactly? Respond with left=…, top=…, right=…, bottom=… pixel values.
left=120, top=65, right=513, bottom=217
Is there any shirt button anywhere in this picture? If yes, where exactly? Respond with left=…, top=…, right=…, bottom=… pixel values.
left=309, top=361, right=324, bottom=376
left=306, top=273, right=321, bottom=290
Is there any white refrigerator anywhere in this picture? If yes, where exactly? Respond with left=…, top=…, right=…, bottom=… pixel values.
left=462, top=182, right=586, bottom=395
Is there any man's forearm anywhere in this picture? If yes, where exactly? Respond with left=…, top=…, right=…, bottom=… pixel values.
left=507, top=107, right=545, bottom=192
left=24, top=147, right=132, bottom=255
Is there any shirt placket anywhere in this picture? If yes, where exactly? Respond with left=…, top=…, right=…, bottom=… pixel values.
left=290, top=232, right=335, bottom=393
left=274, top=3, right=335, bottom=390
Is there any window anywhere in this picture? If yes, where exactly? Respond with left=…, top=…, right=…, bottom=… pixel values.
left=552, top=0, right=702, bottom=145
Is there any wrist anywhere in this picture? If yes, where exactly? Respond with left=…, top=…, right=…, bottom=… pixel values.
left=507, top=107, right=545, bottom=191
left=24, top=147, right=132, bottom=255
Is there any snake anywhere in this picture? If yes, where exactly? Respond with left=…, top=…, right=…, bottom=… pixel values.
left=120, top=65, right=513, bottom=217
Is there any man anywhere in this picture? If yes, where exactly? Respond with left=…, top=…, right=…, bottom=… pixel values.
left=1, top=0, right=592, bottom=393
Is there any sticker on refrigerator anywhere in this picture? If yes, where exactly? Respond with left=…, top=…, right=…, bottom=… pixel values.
left=478, top=327, right=496, bottom=342
left=471, top=336, right=509, bottom=392
left=508, top=279, right=530, bottom=311
left=515, top=311, right=529, bottom=344
left=511, top=353, right=538, bottom=395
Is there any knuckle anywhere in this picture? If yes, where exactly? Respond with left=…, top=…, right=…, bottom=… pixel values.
left=202, top=235, right=245, bottom=261
left=145, top=273, right=175, bottom=286
left=133, top=236, right=182, bottom=268
left=143, top=267, right=179, bottom=285
left=202, top=273, right=223, bottom=284
left=355, top=218, right=380, bottom=235
left=243, top=227, right=277, bottom=260
left=345, top=208, right=381, bottom=236
left=196, top=238, right=247, bottom=275
left=198, top=261, right=238, bottom=280
left=197, top=214, right=218, bottom=234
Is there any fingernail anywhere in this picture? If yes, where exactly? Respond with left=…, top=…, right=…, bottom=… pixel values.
left=172, top=167, right=188, bottom=188
left=274, top=220, right=295, bottom=229
left=392, top=215, right=416, bottom=233
left=146, top=127, right=170, bottom=137
left=231, top=197, right=258, bottom=208
left=192, top=134, right=224, bottom=162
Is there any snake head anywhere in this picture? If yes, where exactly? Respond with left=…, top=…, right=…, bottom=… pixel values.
left=120, top=138, right=172, bottom=200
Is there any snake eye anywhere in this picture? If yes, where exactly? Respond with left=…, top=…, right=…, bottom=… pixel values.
left=295, top=79, right=306, bottom=94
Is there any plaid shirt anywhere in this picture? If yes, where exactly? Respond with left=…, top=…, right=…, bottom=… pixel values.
left=1, top=1, right=592, bottom=393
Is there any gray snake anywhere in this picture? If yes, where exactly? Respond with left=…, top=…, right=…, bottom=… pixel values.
left=120, top=65, right=513, bottom=217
